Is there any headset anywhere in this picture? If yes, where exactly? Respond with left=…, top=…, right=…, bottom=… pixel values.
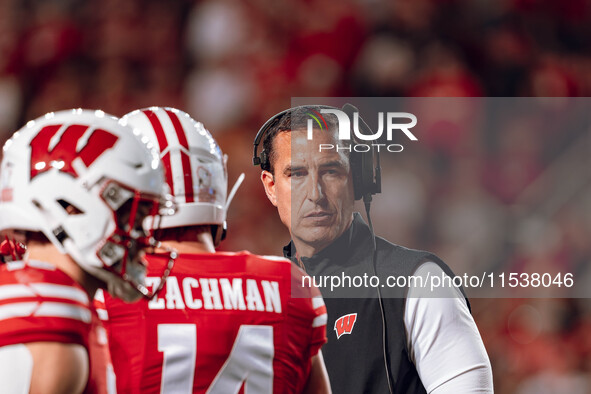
left=253, top=104, right=395, bottom=393
left=252, top=103, right=381, bottom=202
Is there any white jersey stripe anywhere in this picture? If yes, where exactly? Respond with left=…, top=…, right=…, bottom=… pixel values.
left=0, top=285, right=35, bottom=300
left=312, top=296, right=325, bottom=309
left=27, top=260, right=57, bottom=271
left=94, top=289, right=105, bottom=303
left=312, top=313, right=328, bottom=328
left=30, top=284, right=89, bottom=305
left=97, top=309, right=109, bottom=321
left=5, top=262, right=26, bottom=271
left=34, top=302, right=92, bottom=323
left=260, top=255, right=291, bottom=263
left=0, top=284, right=89, bottom=305
left=0, top=302, right=38, bottom=320
left=0, top=301, right=91, bottom=323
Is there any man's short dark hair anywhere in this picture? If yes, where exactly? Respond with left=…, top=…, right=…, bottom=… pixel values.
left=261, top=105, right=341, bottom=174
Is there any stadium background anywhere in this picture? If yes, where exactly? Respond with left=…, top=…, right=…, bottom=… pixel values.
left=0, top=0, right=589, bottom=392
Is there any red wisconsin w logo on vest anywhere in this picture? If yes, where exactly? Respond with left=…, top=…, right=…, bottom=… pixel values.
left=29, top=124, right=119, bottom=180
left=334, top=313, right=357, bottom=339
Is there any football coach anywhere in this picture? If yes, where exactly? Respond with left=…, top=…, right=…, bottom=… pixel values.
left=253, top=104, right=494, bottom=393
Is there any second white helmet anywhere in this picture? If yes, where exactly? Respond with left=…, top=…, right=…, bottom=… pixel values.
left=121, top=107, right=227, bottom=230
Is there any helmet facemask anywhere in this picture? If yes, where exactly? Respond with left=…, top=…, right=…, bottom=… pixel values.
left=95, top=180, right=176, bottom=302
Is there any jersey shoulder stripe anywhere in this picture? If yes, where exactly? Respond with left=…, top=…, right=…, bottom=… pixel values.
left=0, top=283, right=89, bottom=305
left=258, top=254, right=292, bottom=263
left=0, top=261, right=94, bottom=347
left=311, top=296, right=328, bottom=328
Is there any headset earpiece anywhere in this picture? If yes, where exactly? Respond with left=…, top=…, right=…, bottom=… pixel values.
left=341, top=104, right=381, bottom=201
left=259, top=149, right=270, bottom=172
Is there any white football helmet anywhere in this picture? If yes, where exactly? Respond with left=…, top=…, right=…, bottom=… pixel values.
left=0, top=109, right=175, bottom=301
left=121, top=107, right=229, bottom=241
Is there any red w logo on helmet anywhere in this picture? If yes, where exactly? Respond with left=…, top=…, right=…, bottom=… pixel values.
left=29, top=124, right=119, bottom=180
left=334, top=313, right=357, bottom=339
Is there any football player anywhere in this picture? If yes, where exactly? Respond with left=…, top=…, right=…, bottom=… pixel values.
left=99, top=107, right=331, bottom=393
left=0, top=109, right=174, bottom=393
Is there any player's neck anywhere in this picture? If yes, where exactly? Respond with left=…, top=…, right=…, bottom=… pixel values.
left=163, top=231, right=216, bottom=254
left=27, top=243, right=102, bottom=297
left=163, top=241, right=215, bottom=254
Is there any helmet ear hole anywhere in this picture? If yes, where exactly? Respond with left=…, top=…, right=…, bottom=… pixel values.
left=31, top=199, right=42, bottom=210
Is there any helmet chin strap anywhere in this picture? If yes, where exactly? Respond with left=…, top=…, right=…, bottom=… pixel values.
left=132, top=238, right=178, bottom=300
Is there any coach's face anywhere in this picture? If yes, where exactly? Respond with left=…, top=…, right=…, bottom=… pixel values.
left=261, top=129, right=355, bottom=257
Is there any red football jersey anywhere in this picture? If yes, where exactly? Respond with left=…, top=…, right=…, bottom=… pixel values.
left=100, top=251, right=327, bottom=394
left=0, top=260, right=115, bottom=394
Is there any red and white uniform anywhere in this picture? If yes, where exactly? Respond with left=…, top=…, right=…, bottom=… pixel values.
left=0, top=260, right=115, bottom=394
left=99, top=251, right=327, bottom=394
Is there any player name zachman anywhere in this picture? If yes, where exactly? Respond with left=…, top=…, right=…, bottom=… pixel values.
left=145, top=276, right=282, bottom=313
